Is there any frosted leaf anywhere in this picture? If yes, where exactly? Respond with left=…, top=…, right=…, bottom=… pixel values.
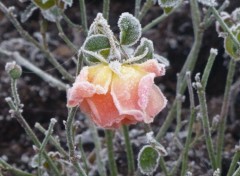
left=232, top=8, right=240, bottom=23
left=118, top=12, right=142, bottom=46
left=224, top=27, right=240, bottom=60
left=84, top=34, right=110, bottom=52
left=41, top=0, right=48, bottom=3
left=41, top=6, right=61, bottom=22
left=197, top=0, right=217, bottom=7
left=88, top=13, right=109, bottom=36
left=158, top=0, right=180, bottom=13
left=154, top=54, right=170, bottom=67
left=21, top=3, right=38, bottom=23
left=134, top=38, right=154, bottom=61
left=124, top=48, right=149, bottom=64
left=33, top=0, right=55, bottom=10
left=82, top=48, right=108, bottom=63
left=61, top=0, right=73, bottom=7
left=138, top=145, right=160, bottom=175
left=158, top=0, right=180, bottom=7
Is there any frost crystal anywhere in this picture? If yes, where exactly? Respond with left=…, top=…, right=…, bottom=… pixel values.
left=158, top=0, right=180, bottom=7
left=197, top=0, right=217, bottom=7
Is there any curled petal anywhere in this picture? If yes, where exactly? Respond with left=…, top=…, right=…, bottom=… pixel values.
left=67, top=82, right=95, bottom=107
left=137, top=59, right=165, bottom=76
left=145, top=85, right=167, bottom=123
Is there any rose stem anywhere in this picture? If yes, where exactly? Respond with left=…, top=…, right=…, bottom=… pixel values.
left=105, top=130, right=118, bottom=176
left=66, top=107, right=87, bottom=176
left=79, top=0, right=88, bottom=35
left=122, top=125, right=135, bottom=176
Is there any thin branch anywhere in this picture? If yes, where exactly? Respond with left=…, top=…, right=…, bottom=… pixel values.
left=0, top=2, right=74, bottom=81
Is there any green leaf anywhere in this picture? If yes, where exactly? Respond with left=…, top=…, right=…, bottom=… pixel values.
left=32, top=0, right=55, bottom=10
left=118, top=12, right=141, bottom=46
left=138, top=145, right=160, bottom=175
left=82, top=49, right=108, bottom=63
left=224, top=29, right=240, bottom=60
left=84, top=34, right=110, bottom=52
left=134, top=38, right=154, bottom=60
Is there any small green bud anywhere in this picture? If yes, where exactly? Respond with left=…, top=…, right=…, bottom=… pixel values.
left=5, top=61, right=22, bottom=79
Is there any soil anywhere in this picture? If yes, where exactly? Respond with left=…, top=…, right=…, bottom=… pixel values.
left=0, top=0, right=240, bottom=176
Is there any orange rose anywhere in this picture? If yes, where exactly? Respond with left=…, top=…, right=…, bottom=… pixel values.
left=67, top=59, right=167, bottom=128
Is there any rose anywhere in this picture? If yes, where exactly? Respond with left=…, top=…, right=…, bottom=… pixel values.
left=67, top=59, right=167, bottom=128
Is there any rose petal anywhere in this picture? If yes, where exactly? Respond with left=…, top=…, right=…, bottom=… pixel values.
left=84, top=92, right=123, bottom=128
left=76, top=64, right=112, bottom=94
left=67, top=82, right=96, bottom=107
left=137, top=59, right=165, bottom=76
left=111, top=65, right=144, bottom=121
left=144, top=85, right=167, bottom=123
left=138, top=73, right=155, bottom=110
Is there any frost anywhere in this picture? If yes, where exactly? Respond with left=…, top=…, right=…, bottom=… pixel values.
left=41, top=0, right=49, bottom=3
left=61, top=0, right=73, bottom=7
left=124, top=48, right=149, bottom=64
left=118, top=12, right=142, bottom=46
left=82, top=48, right=108, bottom=63
left=197, top=0, right=217, bottom=7
left=154, top=54, right=170, bottom=67
left=109, top=60, right=122, bottom=76
left=158, top=0, right=180, bottom=7
left=83, top=34, right=110, bottom=52
left=138, top=145, right=160, bottom=175
left=21, top=3, right=38, bottom=23
left=134, top=38, right=154, bottom=60
left=41, top=6, right=61, bottom=22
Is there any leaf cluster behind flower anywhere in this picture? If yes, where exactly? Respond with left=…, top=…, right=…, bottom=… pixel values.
left=80, top=13, right=169, bottom=67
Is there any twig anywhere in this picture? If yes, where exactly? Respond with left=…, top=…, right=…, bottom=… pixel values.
left=0, top=2, right=74, bottom=81
left=5, top=98, right=61, bottom=175
left=180, top=72, right=196, bottom=176
left=142, top=3, right=182, bottom=33
left=122, top=125, right=135, bottom=176
left=103, top=0, right=110, bottom=21
left=77, top=136, right=89, bottom=173
left=138, top=0, right=154, bottom=21
left=196, top=78, right=217, bottom=170
left=56, top=19, right=78, bottom=53
left=0, top=48, right=67, bottom=90
left=79, top=0, right=88, bottom=35
left=156, top=0, right=203, bottom=141
left=233, top=164, right=240, bottom=176
left=60, top=10, right=82, bottom=30
left=105, top=130, right=118, bottom=176
left=35, top=123, right=69, bottom=159
left=211, top=7, right=240, bottom=50
left=66, top=107, right=87, bottom=176
left=38, top=119, right=57, bottom=176
left=88, top=120, right=107, bottom=176
left=159, top=157, right=169, bottom=176
left=216, top=59, right=236, bottom=169
left=134, top=0, right=142, bottom=18
left=227, top=146, right=240, bottom=176
left=201, top=48, right=218, bottom=89
left=0, top=158, right=34, bottom=176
